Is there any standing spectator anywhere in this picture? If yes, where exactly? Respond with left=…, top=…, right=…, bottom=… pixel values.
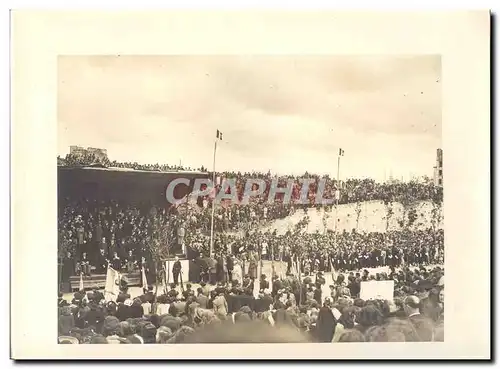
left=315, top=300, right=337, bottom=342
left=172, top=256, right=182, bottom=287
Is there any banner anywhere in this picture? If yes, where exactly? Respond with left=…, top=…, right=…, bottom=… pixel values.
left=104, top=267, right=120, bottom=302
left=330, top=260, right=338, bottom=285
left=321, top=273, right=331, bottom=304
left=79, top=273, right=84, bottom=291
left=360, top=280, right=394, bottom=301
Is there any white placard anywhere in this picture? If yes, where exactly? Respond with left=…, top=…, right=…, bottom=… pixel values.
left=359, top=280, right=394, bottom=301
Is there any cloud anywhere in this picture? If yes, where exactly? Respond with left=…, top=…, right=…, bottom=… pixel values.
left=58, top=55, right=441, bottom=180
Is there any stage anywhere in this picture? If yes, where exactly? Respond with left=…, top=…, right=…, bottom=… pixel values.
left=65, top=258, right=191, bottom=292
left=68, top=272, right=141, bottom=292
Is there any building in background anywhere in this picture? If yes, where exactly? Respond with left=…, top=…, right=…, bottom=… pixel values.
left=433, top=148, right=443, bottom=187
left=69, top=145, right=108, bottom=161
left=87, top=147, right=108, bottom=162
left=69, top=145, right=86, bottom=156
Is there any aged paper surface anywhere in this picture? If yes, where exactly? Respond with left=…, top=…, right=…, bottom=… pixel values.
left=11, top=11, right=490, bottom=359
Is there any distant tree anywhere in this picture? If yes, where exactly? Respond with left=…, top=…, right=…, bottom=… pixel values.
left=145, top=210, right=183, bottom=300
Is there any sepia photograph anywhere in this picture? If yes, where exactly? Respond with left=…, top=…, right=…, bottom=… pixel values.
left=10, top=10, right=490, bottom=360
left=56, top=55, right=444, bottom=344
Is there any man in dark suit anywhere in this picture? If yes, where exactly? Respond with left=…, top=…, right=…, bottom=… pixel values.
left=216, top=253, right=227, bottom=283
left=172, top=256, right=182, bottom=287
left=226, top=254, right=234, bottom=282
left=99, top=237, right=108, bottom=258
left=110, top=251, right=122, bottom=271
left=207, top=256, right=218, bottom=285
left=94, top=249, right=109, bottom=275
left=197, top=253, right=209, bottom=283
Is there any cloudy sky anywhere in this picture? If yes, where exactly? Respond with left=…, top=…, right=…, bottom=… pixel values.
left=58, top=55, right=441, bottom=181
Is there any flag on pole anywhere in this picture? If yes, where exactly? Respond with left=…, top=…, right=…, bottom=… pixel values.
left=79, top=272, right=84, bottom=291
left=330, top=260, right=338, bottom=285
left=104, top=267, right=120, bottom=302
left=141, top=266, right=148, bottom=291
left=216, top=129, right=223, bottom=140
left=339, top=148, right=345, bottom=156
left=253, top=277, right=260, bottom=299
left=321, top=274, right=331, bottom=304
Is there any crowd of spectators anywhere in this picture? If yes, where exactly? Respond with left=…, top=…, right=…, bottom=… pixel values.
left=58, top=198, right=181, bottom=284
left=58, top=264, right=444, bottom=344
left=185, top=228, right=444, bottom=285
left=210, top=172, right=443, bottom=206
left=58, top=154, right=206, bottom=172
left=58, top=194, right=443, bottom=284
left=57, top=157, right=445, bottom=344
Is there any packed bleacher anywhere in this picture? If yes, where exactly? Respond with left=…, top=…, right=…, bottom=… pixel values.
left=58, top=153, right=207, bottom=172
left=58, top=156, right=444, bottom=344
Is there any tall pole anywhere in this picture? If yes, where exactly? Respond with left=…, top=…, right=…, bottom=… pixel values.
left=334, top=155, right=341, bottom=248
left=209, top=140, right=218, bottom=257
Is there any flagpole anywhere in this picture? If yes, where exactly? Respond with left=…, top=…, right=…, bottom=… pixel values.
left=209, top=139, right=218, bottom=257
left=334, top=153, right=341, bottom=249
